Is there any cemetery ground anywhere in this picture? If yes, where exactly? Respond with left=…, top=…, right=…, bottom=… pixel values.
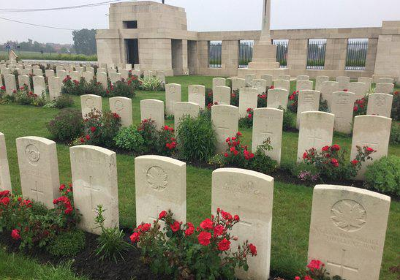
left=0, top=76, right=399, bottom=280
left=0, top=51, right=97, bottom=62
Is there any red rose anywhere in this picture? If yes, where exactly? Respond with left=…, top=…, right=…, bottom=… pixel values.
left=234, top=215, right=240, bottom=222
left=330, top=158, right=339, bottom=167
left=85, top=134, right=90, bottom=140
left=247, top=114, right=252, bottom=119
left=90, top=126, right=96, bottom=132
left=353, top=106, right=358, bottom=112
left=236, top=132, right=242, bottom=136
left=170, top=221, right=180, bottom=232
left=130, top=232, right=140, bottom=243
left=303, top=152, right=308, bottom=159
left=307, top=259, right=323, bottom=271
left=331, top=144, right=340, bottom=151
left=158, top=210, right=167, bottom=219
left=322, top=146, right=329, bottom=152
left=366, top=147, right=375, bottom=153
left=217, top=238, right=231, bottom=251
left=200, top=218, right=213, bottom=230
left=249, top=243, right=257, bottom=256
left=224, top=153, right=228, bottom=157
left=11, top=229, right=21, bottom=240
left=198, top=231, right=212, bottom=246
left=221, top=210, right=232, bottom=221
left=80, top=137, right=85, bottom=143
left=295, top=277, right=301, bottom=280
left=59, top=184, right=66, bottom=191
left=185, top=222, right=194, bottom=236
left=213, top=225, right=224, bottom=237
left=0, top=197, right=10, bottom=206
left=351, top=159, right=359, bottom=166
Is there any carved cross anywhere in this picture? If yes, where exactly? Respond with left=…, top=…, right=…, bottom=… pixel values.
left=83, top=176, right=100, bottom=211
left=148, top=205, right=161, bottom=223
left=31, top=180, right=44, bottom=202
left=235, top=206, right=253, bottom=238
left=327, top=249, right=359, bottom=278
left=308, top=131, right=323, bottom=147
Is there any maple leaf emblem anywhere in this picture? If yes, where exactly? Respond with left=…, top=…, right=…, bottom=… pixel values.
left=146, top=166, right=167, bottom=191
left=331, top=200, right=366, bottom=232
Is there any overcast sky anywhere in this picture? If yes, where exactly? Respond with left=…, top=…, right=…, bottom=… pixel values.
left=0, top=0, right=399, bottom=44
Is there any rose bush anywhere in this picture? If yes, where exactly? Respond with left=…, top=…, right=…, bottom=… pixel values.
left=295, top=259, right=344, bottom=280
left=131, top=209, right=257, bottom=279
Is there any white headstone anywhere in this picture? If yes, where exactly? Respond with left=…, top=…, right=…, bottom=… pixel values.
left=57, top=70, right=68, bottom=82
left=331, top=91, right=356, bottom=134
left=97, top=72, right=108, bottom=90
left=213, top=78, right=226, bottom=91
left=375, top=83, right=394, bottom=94
left=16, top=137, right=60, bottom=208
left=81, top=94, right=102, bottom=118
left=156, top=71, right=166, bottom=85
left=297, top=111, right=335, bottom=162
left=213, top=86, right=231, bottom=105
left=48, top=76, right=61, bottom=100
left=296, top=80, right=313, bottom=91
left=0, top=133, right=12, bottom=192
left=350, top=115, right=392, bottom=180
left=239, top=87, right=258, bottom=118
left=267, top=88, right=289, bottom=110
left=165, top=83, right=182, bottom=115
left=253, top=79, right=267, bottom=95
left=70, top=71, right=80, bottom=81
left=358, top=77, right=372, bottom=93
left=231, top=77, right=246, bottom=91
left=315, top=76, right=330, bottom=91
left=135, top=155, right=186, bottom=225
left=252, top=108, right=283, bottom=164
left=378, top=77, right=394, bottom=84
left=297, top=75, right=310, bottom=81
left=109, top=97, right=132, bottom=128
left=274, top=79, right=290, bottom=92
left=188, top=85, right=206, bottom=109
left=296, top=90, right=321, bottom=128
left=174, top=102, right=200, bottom=131
left=320, top=81, right=340, bottom=108
left=367, top=93, right=393, bottom=118
left=261, top=74, right=273, bottom=87
left=18, top=75, right=31, bottom=90
left=45, top=69, right=55, bottom=78
left=244, top=74, right=255, bottom=87
left=70, top=145, right=119, bottom=235
left=33, top=76, right=46, bottom=97
left=4, top=74, right=17, bottom=95
left=120, top=69, right=129, bottom=81
left=212, top=168, right=274, bottom=280
left=33, top=68, right=43, bottom=76
left=109, top=72, right=121, bottom=84
left=336, top=76, right=350, bottom=90
left=308, top=184, right=391, bottom=280
left=140, top=99, right=165, bottom=130
left=211, top=105, right=239, bottom=153
left=143, top=70, right=154, bottom=79
left=348, top=82, right=367, bottom=99
left=83, top=71, right=94, bottom=83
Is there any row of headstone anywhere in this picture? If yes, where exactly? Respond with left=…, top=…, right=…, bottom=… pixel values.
left=0, top=133, right=392, bottom=280
left=80, top=94, right=133, bottom=127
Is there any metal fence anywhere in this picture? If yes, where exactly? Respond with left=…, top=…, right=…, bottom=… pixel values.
left=209, top=41, right=222, bottom=68
left=238, top=40, right=254, bottom=68
left=345, top=39, right=368, bottom=70
left=307, top=39, right=327, bottom=69
left=273, top=39, right=289, bottom=68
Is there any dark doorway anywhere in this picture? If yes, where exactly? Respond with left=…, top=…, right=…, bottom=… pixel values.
left=126, top=39, right=139, bottom=65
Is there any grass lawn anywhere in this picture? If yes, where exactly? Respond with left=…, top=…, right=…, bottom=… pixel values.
left=0, top=50, right=96, bottom=62
left=0, top=76, right=399, bottom=279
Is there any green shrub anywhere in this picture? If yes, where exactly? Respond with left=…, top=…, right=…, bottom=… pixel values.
left=139, top=77, right=164, bottom=91
left=365, top=156, right=400, bottom=196
left=54, top=95, right=74, bottom=109
left=177, top=113, right=216, bottom=162
left=392, top=92, right=400, bottom=121
left=282, top=108, right=296, bottom=131
left=47, top=109, right=84, bottom=142
left=231, top=89, right=239, bottom=106
left=138, top=119, right=159, bottom=154
left=239, top=108, right=253, bottom=128
left=319, top=97, right=329, bottom=112
left=80, top=110, right=121, bottom=148
left=390, top=123, right=400, bottom=144
left=114, top=125, right=145, bottom=153
left=47, top=230, right=85, bottom=257
left=14, top=87, right=47, bottom=107
left=95, top=205, right=131, bottom=263
left=109, top=80, right=135, bottom=98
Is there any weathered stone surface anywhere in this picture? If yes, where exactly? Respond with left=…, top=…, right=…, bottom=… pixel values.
left=4, top=74, right=17, bottom=95
left=18, top=75, right=31, bottom=90
left=336, top=76, right=350, bottom=90
left=315, top=76, right=330, bottom=91
left=70, top=145, right=119, bottom=235
left=231, top=77, right=246, bottom=91
left=174, top=102, right=200, bottom=130
left=367, top=93, right=393, bottom=118
left=308, top=184, right=391, bottom=280
left=253, top=79, right=267, bottom=95
left=297, top=111, right=334, bottom=162
left=140, top=99, right=165, bottom=130
left=165, top=83, right=182, bottom=115
left=297, top=75, right=310, bottom=81
left=213, top=78, right=226, bottom=91
left=97, top=72, right=108, bottom=89
left=109, top=72, right=121, bottom=84
left=375, top=83, right=394, bottom=94
left=212, top=168, right=274, bottom=280
left=81, top=94, right=102, bottom=118
left=296, top=80, right=313, bottom=91
left=296, top=90, right=321, bottom=128
left=348, top=82, right=367, bottom=99
left=267, top=88, right=289, bottom=110
left=48, top=76, right=61, bottom=100
left=211, top=105, right=239, bottom=153
left=274, top=79, right=290, bottom=92
left=252, top=108, right=283, bottom=164
left=109, top=97, right=132, bottom=127
left=188, top=85, right=205, bottom=109
left=213, top=86, right=231, bottom=105
left=239, top=87, right=258, bottom=118
left=350, top=116, right=391, bottom=180
left=261, top=74, right=273, bottom=87
left=245, top=74, right=255, bottom=87
left=33, top=76, right=46, bottom=97
left=16, top=137, right=60, bottom=208
left=331, top=91, right=356, bottom=134
left=320, top=81, right=340, bottom=108
left=0, top=133, right=12, bottom=192
left=135, top=155, right=186, bottom=225
left=83, top=71, right=94, bottom=83
left=358, top=77, right=372, bottom=93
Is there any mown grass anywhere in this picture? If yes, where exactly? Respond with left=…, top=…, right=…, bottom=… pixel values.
left=0, top=51, right=97, bottom=62
left=0, top=76, right=399, bottom=279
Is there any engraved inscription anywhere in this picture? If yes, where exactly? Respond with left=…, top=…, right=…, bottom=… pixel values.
left=85, top=98, right=94, bottom=108
left=114, top=100, right=124, bottom=111
left=146, top=166, right=167, bottom=191
left=25, top=144, right=40, bottom=165
left=331, top=200, right=366, bottom=232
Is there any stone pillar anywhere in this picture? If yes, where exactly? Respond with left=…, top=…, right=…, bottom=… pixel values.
left=325, top=39, right=348, bottom=71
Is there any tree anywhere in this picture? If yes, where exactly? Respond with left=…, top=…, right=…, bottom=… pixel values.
left=72, top=29, right=97, bottom=55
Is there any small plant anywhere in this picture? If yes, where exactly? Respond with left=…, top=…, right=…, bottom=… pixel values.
left=390, top=122, right=400, bottom=144
left=319, top=97, right=329, bottom=112
left=257, top=92, right=268, bottom=108
left=205, top=88, right=213, bottom=108
left=239, top=108, right=253, bottom=128
left=108, top=80, right=135, bottom=98
left=114, top=125, right=145, bottom=153
left=156, top=125, right=177, bottom=156
left=295, top=259, right=344, bottom=280
left=47, top=108, right=84, bottom=142
left=353, top=96, right=368, bottom=116
left=300, top=144, right=376, bottom=181
left=177, top=112, right=216, bottom=162
left=138, top=119, right=159, bottom=154
left=231, top=89, right=239, bottom=106
left=47, top=230, right=86, bottom=257
left=139, top=77, right=164, bottom=91
left=282, top=107, right=296, bottom=131
left=130, top=209, right=257, bottom=279
left=391, top=91, right=400, bottom=121
left=95, top=205, right=131, bottom=263
left=365, top=156, right=400, bottom=196
left=288, top=90, right=299, bottom=113
left=13, top=86, right=47, bottom=107
left=49, top=95, right=74, bottom=109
